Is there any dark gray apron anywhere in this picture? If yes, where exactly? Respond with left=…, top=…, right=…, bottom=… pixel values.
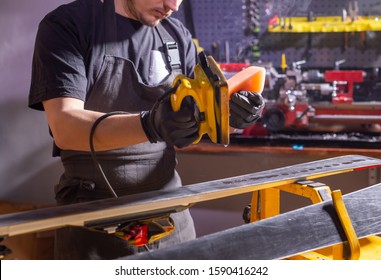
left=54, top=0, right=195, bottom=259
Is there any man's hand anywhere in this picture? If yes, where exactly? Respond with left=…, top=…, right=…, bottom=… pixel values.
left=140, top=96, right=199, bottom=148
left=229, top=90, right=264, bottom=129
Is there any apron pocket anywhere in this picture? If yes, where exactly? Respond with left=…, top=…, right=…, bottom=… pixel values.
left=54, top=175, right=96, bottom=205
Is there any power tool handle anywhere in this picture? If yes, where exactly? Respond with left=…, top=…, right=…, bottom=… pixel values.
left=170, top=77, right=205, bottom=144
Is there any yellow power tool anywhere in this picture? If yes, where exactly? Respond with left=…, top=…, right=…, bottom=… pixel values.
left=170, top=51, right=266, bottom=146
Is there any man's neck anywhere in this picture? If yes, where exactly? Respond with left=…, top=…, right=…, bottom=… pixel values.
left=114, top=0, right=129, bottom=18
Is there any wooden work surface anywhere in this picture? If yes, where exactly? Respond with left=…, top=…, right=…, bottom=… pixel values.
left=178, top=142, right=381, bottom=157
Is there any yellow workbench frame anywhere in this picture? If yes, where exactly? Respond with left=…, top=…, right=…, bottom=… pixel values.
left=249, top=181, right=381, bottom=260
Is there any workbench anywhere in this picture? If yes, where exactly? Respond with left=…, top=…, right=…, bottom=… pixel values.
left=179, top=142, right=381, bottom=157
left=176, top=142, right=381, bottom=237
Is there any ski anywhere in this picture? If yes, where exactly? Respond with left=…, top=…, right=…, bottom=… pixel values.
left=126, top=182, right=381, bottom=260
left=0, top=155, right=380, bottom=239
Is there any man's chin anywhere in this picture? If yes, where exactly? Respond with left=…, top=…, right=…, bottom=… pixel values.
left=150, top=20, right=162, bottom=27
left=141, top=17, right=162, bottom=27
left=143, top=13, right=169, bottom=27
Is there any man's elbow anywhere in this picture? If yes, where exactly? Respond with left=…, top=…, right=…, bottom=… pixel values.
left=49, top=122, right=85, bottom=151
left=49, top=128, right=71, bottom=150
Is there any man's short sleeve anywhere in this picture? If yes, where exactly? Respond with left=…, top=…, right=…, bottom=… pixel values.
left=28, top=12, right=88, bottom=111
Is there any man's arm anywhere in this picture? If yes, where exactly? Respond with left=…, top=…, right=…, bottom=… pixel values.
left=43, top=97, right=148, bottom=152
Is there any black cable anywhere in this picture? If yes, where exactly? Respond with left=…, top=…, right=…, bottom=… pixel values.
left=89, top=111, right=130, bottom=198
left=89, top=87, right=178, bottom=199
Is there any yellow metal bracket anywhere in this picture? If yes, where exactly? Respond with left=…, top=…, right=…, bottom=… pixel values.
left=331, top=190, right=361, bottom=260
left=278, top=180, right=332, bottom=204
left=249, top=180, right=332, bottom=222
left=249, top=180, right=364, bottom=260
left=250, top=188, right=280, bottom=222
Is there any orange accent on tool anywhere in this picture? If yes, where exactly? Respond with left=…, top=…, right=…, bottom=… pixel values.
left=227, top=66, right=266, bottom=97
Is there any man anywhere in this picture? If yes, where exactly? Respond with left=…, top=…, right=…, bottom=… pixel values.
left=28, top=0, right=264, bottom=259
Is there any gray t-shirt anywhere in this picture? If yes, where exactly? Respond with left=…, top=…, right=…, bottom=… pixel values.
left=28, top=0, right=197, bottom=111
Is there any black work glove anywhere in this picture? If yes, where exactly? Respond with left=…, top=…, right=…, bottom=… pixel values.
left=140, top=95, right=199, bottom=148
left=229, top=90, right=264, bottom=129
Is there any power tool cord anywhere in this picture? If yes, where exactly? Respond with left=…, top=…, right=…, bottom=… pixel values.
left=89, top=111, right=130, bottom=198
left=89, top=87, right=178, bottom=199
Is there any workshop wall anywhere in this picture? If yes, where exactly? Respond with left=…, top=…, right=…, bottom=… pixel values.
left=175, top=0, right=381, bottom=69
left=0, top=0, right=70, bottom=204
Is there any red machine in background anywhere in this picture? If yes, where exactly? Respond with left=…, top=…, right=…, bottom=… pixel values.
left=240, top=59, right=381, bottom=137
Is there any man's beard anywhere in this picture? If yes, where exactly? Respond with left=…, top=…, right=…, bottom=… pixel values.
left=124, top=0, right=157, bottom=26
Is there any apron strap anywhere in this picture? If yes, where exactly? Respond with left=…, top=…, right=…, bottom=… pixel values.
left=155, top=23, right=183, bottom=75
left=103, top=0, right=182, bottom=76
